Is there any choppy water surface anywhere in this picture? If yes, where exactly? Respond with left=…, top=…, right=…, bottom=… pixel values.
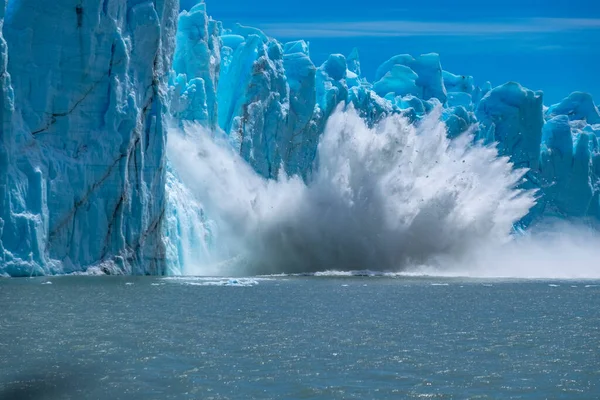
left=1, top=276, right=599, bottom=399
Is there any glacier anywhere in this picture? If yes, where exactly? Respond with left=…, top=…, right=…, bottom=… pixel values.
left=1, top=0, right=178, bottom=276
left=170, top=3, right=600, bottom=222
left=1, top=0, right=600, bottom=276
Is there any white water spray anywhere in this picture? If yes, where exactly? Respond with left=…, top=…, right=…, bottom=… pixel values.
left=167, top=107, right=600, bottom=278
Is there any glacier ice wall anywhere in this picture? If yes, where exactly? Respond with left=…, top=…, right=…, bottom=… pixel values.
left=170, top=2, right=600, bottom=230
left=0, top=0, right=178, bottom=276
left=1, top=0, right=599, bottom=276
left=171, top=2, right=221, bottom=128
left=0, top=0, right=13, bottom=274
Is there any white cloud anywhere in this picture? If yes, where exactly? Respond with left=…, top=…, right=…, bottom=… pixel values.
left=257, top=18, right=600, bottom=38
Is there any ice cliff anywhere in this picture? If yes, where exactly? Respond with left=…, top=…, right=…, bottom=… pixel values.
left=0, top=0, right=178, bottom=276
left=170, top=3, right=600, bottom=226
left=1, top=0, right=599, bottom=276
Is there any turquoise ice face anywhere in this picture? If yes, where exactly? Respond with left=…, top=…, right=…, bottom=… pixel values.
left=197, top=0, right=600, bottom=104
left=1, top=0, right=599, bottom=276
left=0, top=0, right=178, bottom=276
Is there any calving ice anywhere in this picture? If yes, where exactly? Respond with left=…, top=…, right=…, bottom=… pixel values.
left=1, top=0, right=600, bottom=276
left=168, top=109, right=536, bottom=276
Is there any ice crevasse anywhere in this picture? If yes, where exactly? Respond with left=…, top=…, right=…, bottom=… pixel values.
left=1, top=0, right=600, bottom=276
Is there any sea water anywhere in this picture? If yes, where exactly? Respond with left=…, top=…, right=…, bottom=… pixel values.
left=1, top=275, right=599, bottom=399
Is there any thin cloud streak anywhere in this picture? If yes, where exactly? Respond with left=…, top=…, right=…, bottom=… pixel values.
left=257, top=18, right=600, bottom=38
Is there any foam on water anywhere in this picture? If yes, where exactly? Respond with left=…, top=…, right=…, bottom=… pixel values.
left=167, top=107, right=600, bottom=279
left=163, top=277, right=265, bottom=286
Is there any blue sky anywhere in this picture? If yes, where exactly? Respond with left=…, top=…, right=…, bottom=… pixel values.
left=199, top=0, right=600, bottom=104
